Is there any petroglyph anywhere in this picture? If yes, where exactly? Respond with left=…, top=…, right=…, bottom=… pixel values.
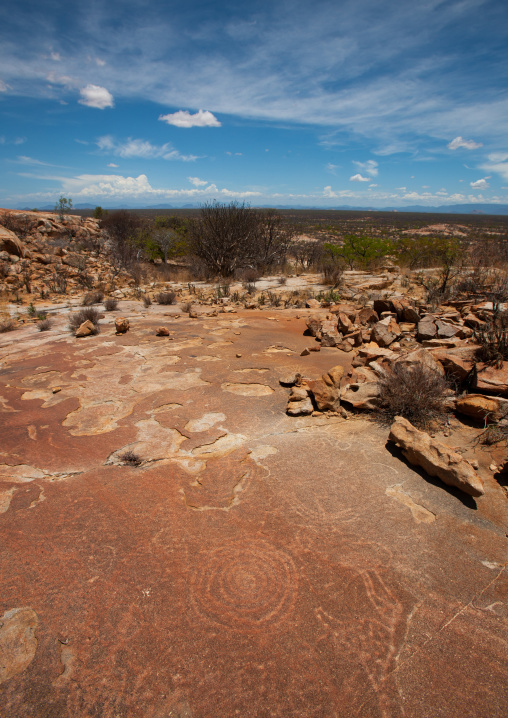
left=221, top=382, right=274, bottom=396
left=52, top=644, right=75, bottom=687
left=386, top=485, right=436, bottom=523
left=190, top=540, right=298, bottom=630
left=0, top=607, right=39, bottom=684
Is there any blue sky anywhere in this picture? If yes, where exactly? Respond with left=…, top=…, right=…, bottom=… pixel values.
left=1, top=0, right=507, bottom=208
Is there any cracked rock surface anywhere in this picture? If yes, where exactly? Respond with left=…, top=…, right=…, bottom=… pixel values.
left=0, top=305, right=507, bottom=717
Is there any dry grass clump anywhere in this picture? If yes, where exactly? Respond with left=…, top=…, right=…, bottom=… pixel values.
left=0, top=317, right=17, bottom=333
left=377, top=362, right=449, bottom=430
left=142, top=294, right=152, bottom=308
left=37, top=318, right=53, bottom=332
left=474, top=312, right=508, bottom=367
left=82, top=290, right=104, bottom=306
left=68, top=307, right=101, bottom=334
left=155, top=291, right=177, bottom=305
left=103, top=297, right=118, bottom=311
left=120, top=450, right=142, bottom=466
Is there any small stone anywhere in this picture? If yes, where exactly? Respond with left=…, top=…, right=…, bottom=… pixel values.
left=115, top=317, right=129, bottom=334
left=236, top=353, right=242, bottom=358
left=75, top=320, right=95, bottom=337
left=156, top=326, right=170, bottom=336
left=490, top=463, right=498, bottom=472
left=52, top=387, right=61, bottom=394
left=301, top=348, right=311, bottom=356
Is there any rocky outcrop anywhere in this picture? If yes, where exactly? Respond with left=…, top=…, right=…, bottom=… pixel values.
left=388, top=416, right=484, bottom=497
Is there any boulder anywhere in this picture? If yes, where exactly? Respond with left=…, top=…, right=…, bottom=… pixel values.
left=401, top=305, right=420, bottom=324
left=388, top=416, right=484, bottom=497
left=439, top=354, right=472, bottom=382
left=455, top=394, right=501, bottom=422
left=307, top=379, right=340, bottom=411
left=0, top=227, right=24, bottom=257
left=115, top=317, right=130, bottom=334
left=435, top=320, right=460, bottom=339
left=373, top=299, right=393, bottom=315
left=306, top=298, right=321, bottom=309
left=75, top=320, right=95, bottom=338
left=279, top=372, right=302, bottom=387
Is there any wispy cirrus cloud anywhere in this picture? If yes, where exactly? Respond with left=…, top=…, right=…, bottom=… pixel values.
left=448, top=136, right=483, bottom=150
left=96, top=136, right=200, bottom=162
left=353, top=159, right=378, bottom=176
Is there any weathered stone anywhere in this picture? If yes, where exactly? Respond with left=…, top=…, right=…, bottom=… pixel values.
left=336, top=312, right=353, bottom=334
left=307, top=379, right=340, bottom=411
left=436, top=320, right=460, bottom=339
left=300, top=347, right=311, bottom=356
left=417, top=319, right=437, bottom=340
left=341, top=381, right=380, bottom=409
left=289, top=385, right=310, bottom=401
left=455, top=394, right=501, bottom=422
left=388, top=416, right=484, bottom=497
left=0, top=607, right=39, bottom=684
left=476, top=364, right=508, bottom=396
left=0, top=226, right=24, bottom=257
left=305, top=315, right=323, bottom=337
left=75, top=320, right=95, bottom=337
left=401, top=305, right=420, bottom=323
left=115, top=317, right=130, bottom=334
left=373, top=299, right=393, bottom=315
left=371, top=321, right=398, bottom=347
left=279, top=372, right=302, bottom=387
left=439, top=354, right=473, bottom=381
left=358, top=307, right=379, bottom=325
left=320, top=320, right=342, bottom=347
left=156, top=326, right=170, bottom=336
left=394, top=348, right=445, bottom=376
left=337, top=340, right=354, bottom=353
left=306, top=298, right=321, bottom=309
left=322, top=365, right=344, bottom=387
left=287, top=397, right=314, bottom=416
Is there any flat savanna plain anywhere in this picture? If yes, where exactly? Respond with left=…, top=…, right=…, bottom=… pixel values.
left=0, top=209, right=507, bottom=717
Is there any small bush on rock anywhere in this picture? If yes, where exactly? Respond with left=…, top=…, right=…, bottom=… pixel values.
left=474, top=311, right=508, bottom=367
left=104, top=298, right=118, bottom=311
left=68, top=307, right=100, bottom=333
left=378, top=363, right=448, bottom=429
left=155, top=291, right=176, bottom=305
left=37, top=318, right=53, bottom=332
left=0, top=318, right=17, bottom=333
left=120, top=450, right=142, bottom=466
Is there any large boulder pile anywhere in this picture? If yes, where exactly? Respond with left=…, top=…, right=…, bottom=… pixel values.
left=0, top=209, right=122, bottom=298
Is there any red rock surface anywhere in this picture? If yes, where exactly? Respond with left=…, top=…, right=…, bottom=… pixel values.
left=0, top=306, right=507, bottom=717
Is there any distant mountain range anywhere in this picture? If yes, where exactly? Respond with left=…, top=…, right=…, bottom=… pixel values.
left=17, top=202, right=508, bottom=215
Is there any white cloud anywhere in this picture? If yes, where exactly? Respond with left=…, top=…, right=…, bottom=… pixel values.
left=448, top=136, right=483, bottom=150
left=0, top=80, right=9, bottom=92
left=470, top=177, right=490, bottom=189
left=349, top=173, right=369, bottom=182
left=353, top=159, right=378, bottom=176
left=50, top=52, right=61, bottom=61
left=107, top=162, right=118, bottom=167
left=95, top=58, right=106, bottom=67
left=188, top=177, right=208, bottom=186
left=78, top=84, right=114, bottom=109
left=481, top=154, right=508, bottom=182
left=159, top=109, right=221, bottom=128
left=226, top=151, right=242, bottom=156
left=369, top=183, right=378, bottom=187
left=326, top=163, right=338, bottom=174
left=96, top=136, right=199, bottom=162
left=14, top=137, right=26, bottom=145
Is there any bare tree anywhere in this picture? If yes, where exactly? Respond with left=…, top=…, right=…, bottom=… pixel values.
left=152, top=228, right=177, bottom=264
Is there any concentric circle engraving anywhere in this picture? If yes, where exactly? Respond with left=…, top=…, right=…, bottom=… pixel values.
left=190, top=541, right=298, bottom=630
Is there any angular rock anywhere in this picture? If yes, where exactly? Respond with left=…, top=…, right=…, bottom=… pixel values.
left=388, top=416, right=484, bottom=497
left=401, top=305, right=420, bottom=324
left=337, top=312, right=353, bottom=334
left=279, top=372, right=302, bottom=387
left=439, top=354, right=473, bottom=382
left=436, top=320, right=460, bottom=339
left=371, top=321, right=398, bottom=348
left=287, top=397, right=314, bottom=416
left=455, top=394, right=501, bottom=422
left=476, top=364, right=508, bottom=396
left=373, top=299, right=393, bottom=315
left=75, top=320, right=95, bottom=337
left=394, top=348, right=445, bottom=376
left=417, top=319, right=437, bottom=340
left=156, top=326, right=170, bottom=336
left=0, top=226, right=24, bottom=257
left=358, top=307, right=379, bottom=325
left=0, top=607, right=39, bottom=684
left=306, top=298, right=321, bottom=309
left=320, top=320, right=342, bottom=347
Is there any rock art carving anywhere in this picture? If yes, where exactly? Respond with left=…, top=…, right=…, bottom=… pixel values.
left=0, top=607, right=39, bottom=684
left=190, top=540, right=298, bottom=630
